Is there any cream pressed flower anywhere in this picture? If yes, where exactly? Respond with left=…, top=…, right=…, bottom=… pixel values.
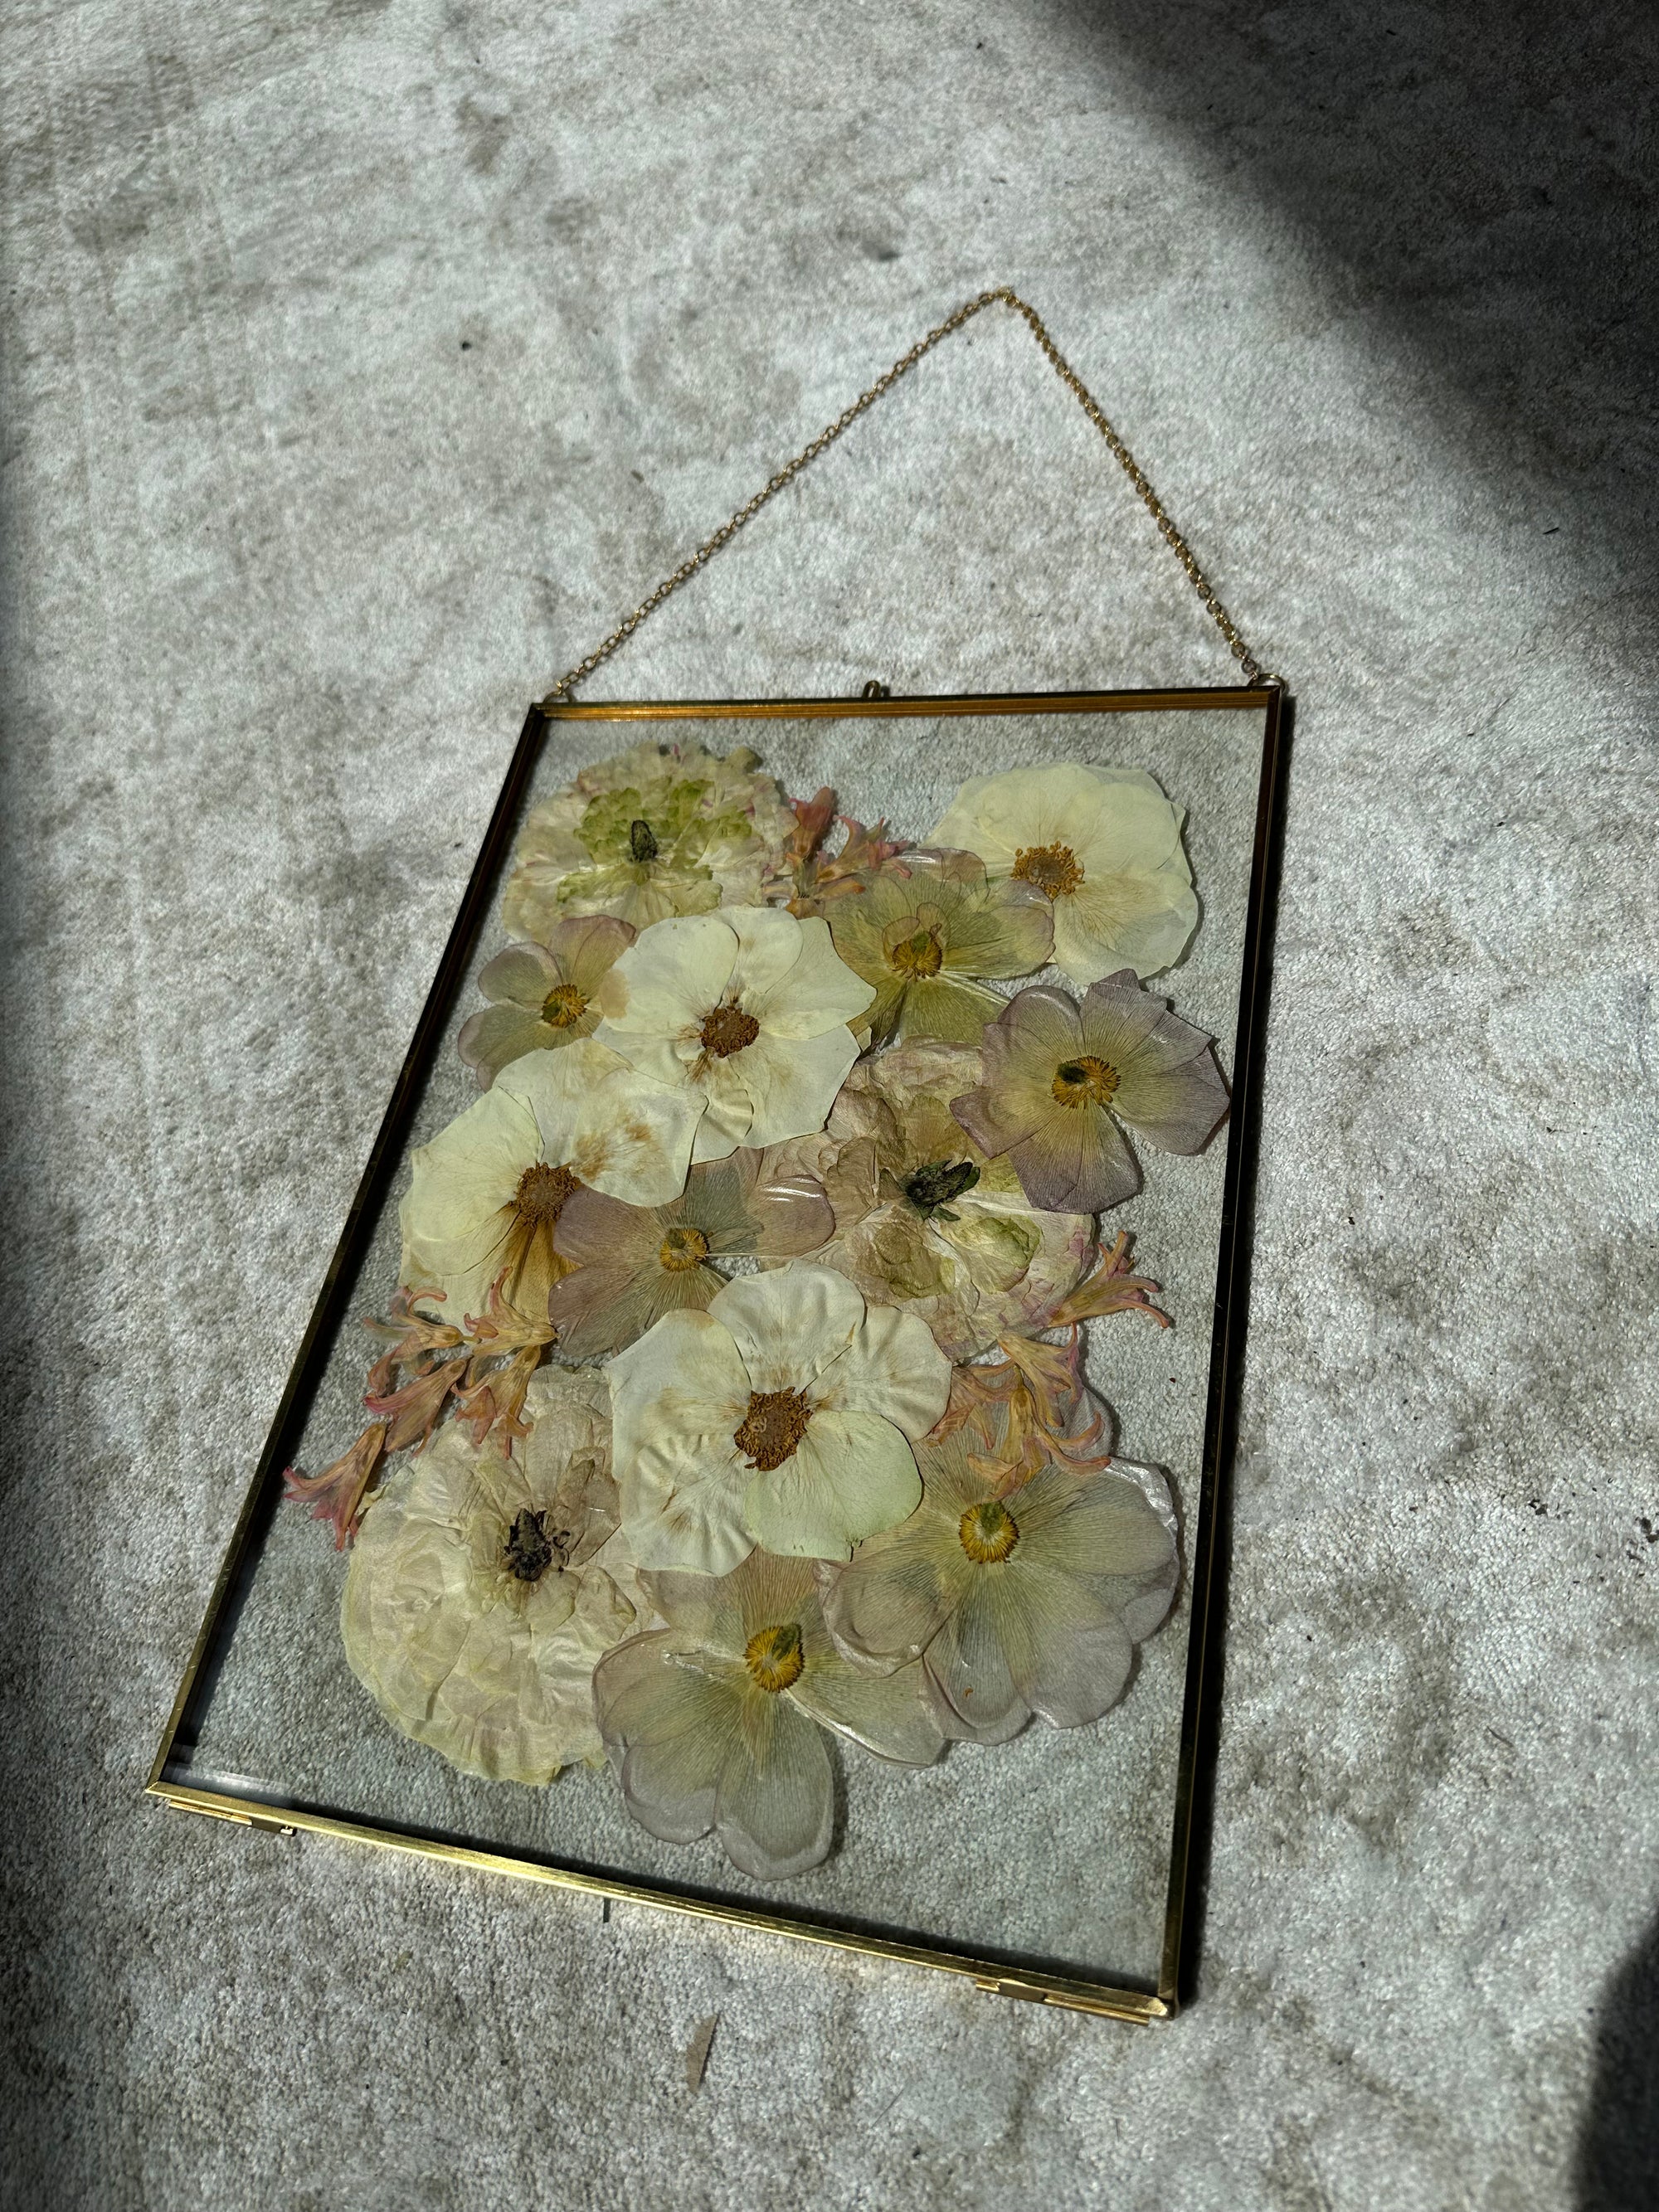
left=950, top=974, right=1230, bottom=1215
left=606, top=1262, right=951, bottom=1576
left=928, top=763, right=1198, bottom=984
left=592, top=1549, right=943, bottom=1879
left=398, top=1039, right=703, bottom=1317
left=824, top=848, right=1053, bottom=1046
left=820, top=1417, right=1179, bottom=1743
left=342, top=1366, right=642, bottom=1782
left=546, top=1150, right=835, bottom=1360
left=457, top=915, right=635, bottom=1087
left=810, top=1040, right=1094, bottom=1362
left=593, top=907, right=874, bottom=1165
left=501, top=741, right=795, bottom=936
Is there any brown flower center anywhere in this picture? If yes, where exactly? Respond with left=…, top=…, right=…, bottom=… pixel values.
left=888, top=926, right=943, bottom=979
left=628, top=817, right=659, bottom=863
left=743, top=1621, right=805, bottom=1694
left=503, top=1508, right=567, bottom=1582
left=515, top=1160, right=581, bottom=1226
left=904, top=1159, right=980, bottom=1215
left=542, top=983, right=589, bottom=1028
left=959, top=1498, right=1019, bottom=1564
left=1011, top=841, right=1084, bottom=900
left=700, top=1002, right=761, bottom=1057
left=658, top=1224, right=710, bottom=1272
left=1052, top=1055, right=1119, bottom=1108
left=733, top=1387, right=813, bottom=1471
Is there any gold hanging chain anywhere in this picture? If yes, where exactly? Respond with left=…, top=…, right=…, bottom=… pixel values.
left=542, top=285, right=1272, bottom=704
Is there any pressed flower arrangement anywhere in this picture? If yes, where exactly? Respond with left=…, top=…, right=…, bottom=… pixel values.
left=277, top=727, right=1237, bottom=1885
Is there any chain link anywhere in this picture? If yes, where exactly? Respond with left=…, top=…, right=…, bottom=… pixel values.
left=542, top=286, right=1270, bottom=703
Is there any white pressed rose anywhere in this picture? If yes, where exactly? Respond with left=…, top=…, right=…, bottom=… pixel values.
left=606, top=1263, right=951, bottom=1577
left=593, top=907, right=874, bottom=1165
left=928, top=763, right=1198, bottom=984
left=341, top=1366, right=644, bottom=1784
left=397, top=1038, right=703, bottom=1318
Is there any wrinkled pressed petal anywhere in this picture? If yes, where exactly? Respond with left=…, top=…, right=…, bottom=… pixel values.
left=812, top=1299, right=951, bottom=1440
left=709, top=1265, right=864, bottom=1395
left=607, top=1310, right=755, bottom=1575
left=720, top=905, right=814, bottom=1013
left=743, top=1409, right=922, bottom=1561
left=596, top=913, right=737, bottom=1038
left=941, top=877, right=1054, bottom=978
left=692, top=1022, right=861, bottom=1164
left=595, top=1633, right=742, bottom=1843
left=788, top=1636, right=945, bottom=1765
left=715, top=1692, right=835, bottom=1879
left=496, top=1039, right=701, bottom=1206
left=1010, top=1101, right=1141, bottom=1214
left=748, top=913, right=873, bottom=1037
left=1057, top=868, right=1197, bottom=984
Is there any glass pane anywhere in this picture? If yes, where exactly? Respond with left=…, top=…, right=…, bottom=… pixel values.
left=159, top=693, right=1273, bottom=2000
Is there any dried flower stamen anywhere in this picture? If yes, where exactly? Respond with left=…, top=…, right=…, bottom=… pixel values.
left=515, top=1160, right=581, bottom=1226
left=1052, top=1055, right=1119, bottom=1108
left=743, top=1620, right=805, bottom=1693
left=503, top=1507, right=563, bottom=1582
left=542, top=983, right=590, bottom=1028
left=959, top=1498, right=1019, bottom=1564
left=733, top=1386, right=813, bottom=1471
left=700, top=1002, right=761, bottom=1057
left=888, top=926, right=943, bottom=979
left=658, top=1224, right=711, bottom=1272
left=628, top=817, right=659, bottom=863
left=1010, top=841, right=1084, bottom=901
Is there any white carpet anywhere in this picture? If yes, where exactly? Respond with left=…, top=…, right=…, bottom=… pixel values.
left=2, top=1, right=1656, bottom=2206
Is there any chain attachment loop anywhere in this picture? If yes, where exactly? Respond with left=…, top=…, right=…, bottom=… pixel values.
left=541, top=287, right=1269, bottom=704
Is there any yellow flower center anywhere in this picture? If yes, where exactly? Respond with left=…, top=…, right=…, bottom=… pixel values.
left=1011, top=841, right=1084, bottom=900
left=959, top=1498, right=1019, bottom=1564
left=658, top=1224, right=710, bottom=1272
left=733, top=1387, right=812, bottom=1471
left=701, top=1002, right=761, bottom=1057
left=743, top=1621, right=805, bottom=1694
left=515, top=1160, right=581, bottom=1226
left=1052, top=1055, right=1119, bottom=1108
left=542, top=983, right=589, bottom=1028
left=888, top=926, right=943, bottom=979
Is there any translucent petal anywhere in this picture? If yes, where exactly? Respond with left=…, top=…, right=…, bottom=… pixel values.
left=714, top=1695, right=834, bottom=1879
left=981, top=1562, right=1135, bottom=1728
left=595, top=1633, right=742, bottom=1845
left=477, top=941, right=562, bottom=1008
left=817, top=1505, right=971, bottom=1666
left=924, top=1585, right=1028, bottom=1742
left=790, top=1644, right=946, bottom=1766
left=1113, top=1046, right=1230, bottom=1155
left=894, top=972, right=1007, bottom=1047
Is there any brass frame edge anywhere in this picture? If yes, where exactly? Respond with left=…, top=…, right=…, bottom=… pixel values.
left=145, top=1782, right=1165, bottom=2023
left=148, top=681, right=1283, bottom=2026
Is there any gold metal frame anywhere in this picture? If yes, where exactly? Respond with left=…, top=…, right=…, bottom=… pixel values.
left=148, top=683, right=1287, bottom=2026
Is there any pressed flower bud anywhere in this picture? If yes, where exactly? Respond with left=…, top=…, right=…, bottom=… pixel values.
left=743, top=1621, right=806, bottom=1694
left=958, top=1496, right=1019, bottom=1564
left=902, top=1158, right=980, bottom=1216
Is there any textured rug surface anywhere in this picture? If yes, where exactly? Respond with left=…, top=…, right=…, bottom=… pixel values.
left=2, top=2, right=1656, bottom=2208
